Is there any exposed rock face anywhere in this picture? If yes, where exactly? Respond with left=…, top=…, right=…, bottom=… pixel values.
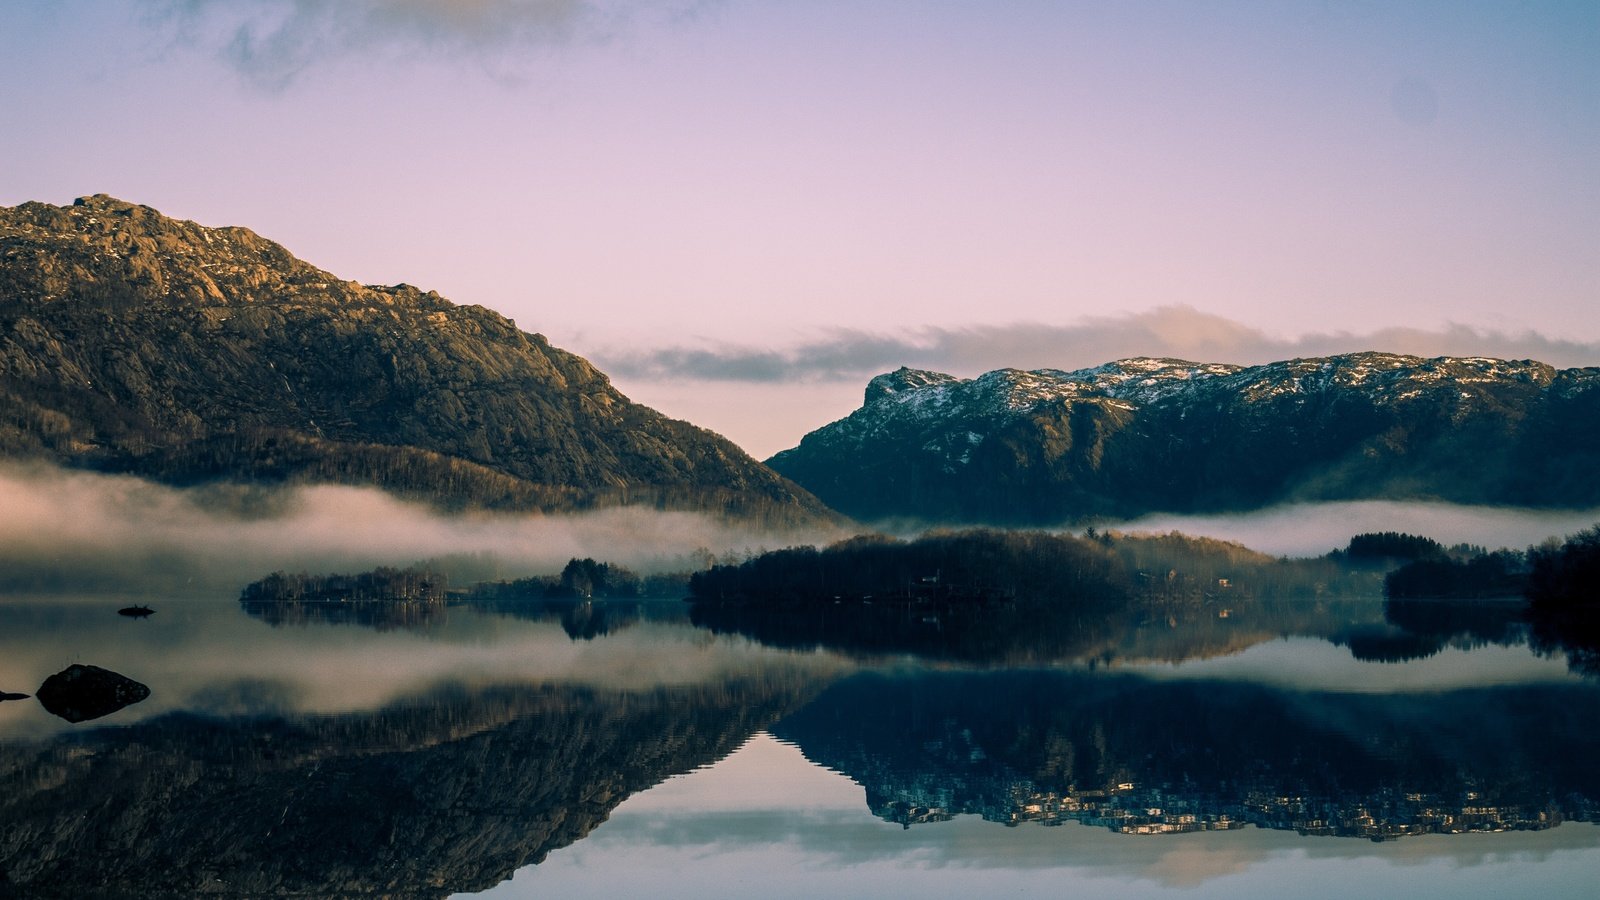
left=767, top=355, right=1600, bottom=524
left=34, top=664, right=150, bottom=723
left=0, top=195, right=836, bottom=527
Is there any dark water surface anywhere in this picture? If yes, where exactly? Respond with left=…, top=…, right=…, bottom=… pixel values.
left=0, top=593, right=1595, bottom=898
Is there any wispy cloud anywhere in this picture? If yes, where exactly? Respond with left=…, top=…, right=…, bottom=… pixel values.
left=593, top=306, right=1600, bottom=383
left=140, top=0, right=711, bottom=87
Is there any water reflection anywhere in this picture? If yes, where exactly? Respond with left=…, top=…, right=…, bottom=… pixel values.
left=1, top=593, right=1596, bottom=897
left=0, top=675, right=818, bottom=897
left=506, top=734, right=1600, bottom=900
left=473, top=597, right=690, bottom=641
left=690, top=592, right=1393, bottom=667
left=239, top=591, right=690, bottom=639
left=241, top=595, right=450, bottom=631
left=0, top=598, right=841, bottom=740
left=772, top=668, right=1600, bottom=839
left=1375, top=596, right=1600, bottom=678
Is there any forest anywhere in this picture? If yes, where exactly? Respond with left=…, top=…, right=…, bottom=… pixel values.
left=687, top=527, right=1383, bottom=611
left=238, top=565, right=451, bottom=629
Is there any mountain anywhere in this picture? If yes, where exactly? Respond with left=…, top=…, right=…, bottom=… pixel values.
left=0, top=195, right=834, bottom=526
left=767, top=354, right=1600, bottom=524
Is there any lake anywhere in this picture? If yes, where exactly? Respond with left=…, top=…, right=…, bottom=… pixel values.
left=1, top=590, right=1596, bottom=898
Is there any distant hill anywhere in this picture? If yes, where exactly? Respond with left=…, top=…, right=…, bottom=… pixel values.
left=767, top=355, right=1600, bottom=524
left=0, top=195, right=836, bottom=527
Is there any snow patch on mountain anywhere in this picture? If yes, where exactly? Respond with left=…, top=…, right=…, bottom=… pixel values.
left=784, top=352, right=1595, bottom=464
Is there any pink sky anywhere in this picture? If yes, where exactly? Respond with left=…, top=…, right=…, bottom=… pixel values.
left=2, top=1, right=1595, bottom=455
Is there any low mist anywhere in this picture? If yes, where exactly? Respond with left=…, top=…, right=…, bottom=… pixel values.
left=5, top=464, right=1596, bottom=595
left=0, top=463, right=840, bottom=594
left=0, top=600, right=854, bottom=742
left=1100, top=500, right=1600, bottom=558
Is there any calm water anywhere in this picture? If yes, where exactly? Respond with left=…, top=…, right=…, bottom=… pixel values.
left=1, top=592, right=1596, bottom=898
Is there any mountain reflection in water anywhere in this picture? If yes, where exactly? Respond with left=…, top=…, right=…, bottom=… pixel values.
left=0, top=677, right=816, bottom=898
left=772, top=668, right=1600, bottom=839
left=0, top=593, right=1596, bottom=898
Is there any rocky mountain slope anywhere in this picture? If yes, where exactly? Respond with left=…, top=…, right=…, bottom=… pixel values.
left=0, top=196, right=834, bottom=526
left=767, top=355, right=1600, bottom=524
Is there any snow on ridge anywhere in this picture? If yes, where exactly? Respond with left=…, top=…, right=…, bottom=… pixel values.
left=849, top=353, right=1568, bottom=430
left=794, top=351, right=1591, bottom=463
left=867, top=358, right=1249, bottom=419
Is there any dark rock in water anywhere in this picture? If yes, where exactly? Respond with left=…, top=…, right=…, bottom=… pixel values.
left=35, top=665, right=150, bottom=723
left=117, top=605, right=155, bottom=618
left=0, top=691, right=29, bottom=702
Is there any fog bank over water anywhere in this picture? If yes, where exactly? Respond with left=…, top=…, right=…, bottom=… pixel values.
left=1100, top=501, right=1600, bottom=558
left=0, top=600, right=850, bottom=742
left=0, top=464, right=841, bottom=593
left=4, top=464, right=1596, bottom=594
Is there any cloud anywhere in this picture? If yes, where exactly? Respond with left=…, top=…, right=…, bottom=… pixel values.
left=593, top=306, right=1600, bottom=384
left=140, top=0, right=711, bottom=87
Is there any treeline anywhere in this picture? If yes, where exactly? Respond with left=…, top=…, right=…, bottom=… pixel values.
left=1527, top=526, right=1600, bottom=614
left=1368, top=527, right=1600, bottom=603
left=238, top=565, right=451, bottom=630
left=686, top=530, right=1130, bottom=664
left=240, top=566, right=448, bottom=605
left=688, top=530, right=1127, bottom=610
left=1527, top=526, right=1600, bottom=675
left=1351, top=526, right=1600, bottom=676
left=1383, top=551, right=1529, bottom=599
left=1340, top=532, right=1448, bottom=563
left=1344, top=528, right=1598, bottom=604
left=1100, top=529, right=1381, bottom=603
left=1328, top=529, right=1533, bottom=600
left=687, top=528, right=1381, bottom=613
left=471, top=557, right=691, bottom=601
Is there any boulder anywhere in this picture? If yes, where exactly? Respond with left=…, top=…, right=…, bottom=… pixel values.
left=35, top=664, right=150, bottom=723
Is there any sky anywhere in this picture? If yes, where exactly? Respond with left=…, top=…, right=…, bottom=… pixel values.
left=1, top=0, right=1596, bottom=456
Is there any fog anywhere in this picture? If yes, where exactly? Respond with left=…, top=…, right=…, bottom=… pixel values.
left=1119, top=637, right=1578, bottom=693
left=0, top=463, right=842, bottom=593
left=1098, top=500, right=1600, bottom=558
left=3, top=464, right=1596, bottom=597
left=0, top=598, right=853, bottom=742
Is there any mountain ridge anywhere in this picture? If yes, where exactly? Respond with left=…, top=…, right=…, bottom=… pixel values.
left=0, top=195, right=838, bottom=527
left=767, top=353, right=1600, bottom=524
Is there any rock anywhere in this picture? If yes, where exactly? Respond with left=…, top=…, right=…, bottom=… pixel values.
left=35, top=664, right=150, bottom=723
